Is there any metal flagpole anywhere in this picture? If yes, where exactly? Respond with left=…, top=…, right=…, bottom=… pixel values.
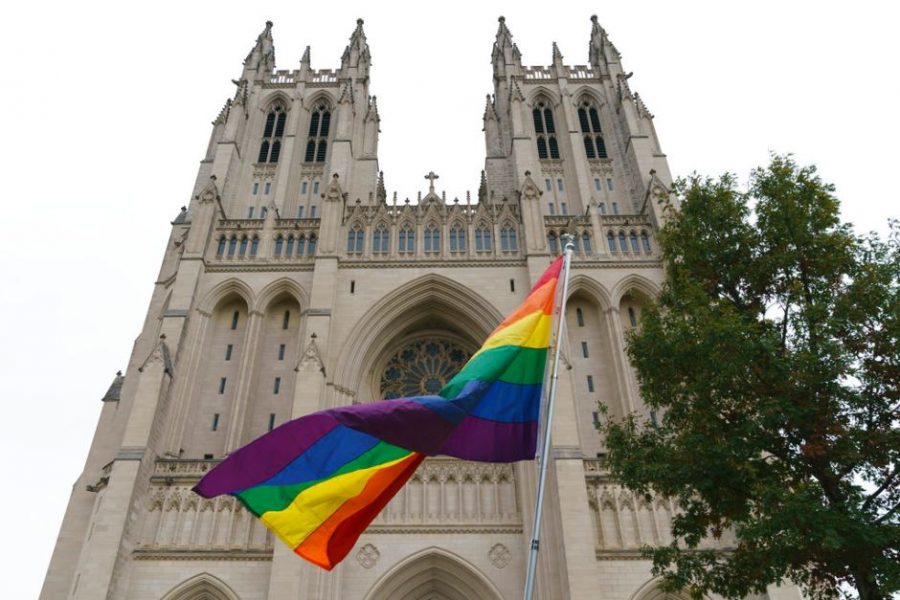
left=523, top=234, right=576, bottom=600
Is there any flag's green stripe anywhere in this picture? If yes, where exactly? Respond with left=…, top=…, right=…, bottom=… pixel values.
left=440, top=345, right=548, bottom=399
left=236, top=442, right=412, bottom=515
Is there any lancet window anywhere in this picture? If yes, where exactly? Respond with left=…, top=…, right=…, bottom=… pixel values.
left=373, top=224, right=389, bottom=254
left=500, top=224, right=518, bottom=252
left=449, top=224, right=466, bottom=253
left=347, top=224, right=364, bottom=254
left=578, top=101, right=608, bottom=159
left=424, top=224, right=440, bottom=253
left=399, top=225, right=415, bottom=253
left=304, top=104, right=331, bottom=163
left=475, top=224, right=492, bottom=251
left=641, top=230, right=651, bottom=253
left=533, top=100, right=560, bottom=160
left=258, top=104, right=286, bottom=163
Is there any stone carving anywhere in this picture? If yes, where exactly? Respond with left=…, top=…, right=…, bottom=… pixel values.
left=488, top=543, right=511, bottom=569
left=297, top=336, right=325, bottom=374
left=356, top=543, right=380, bottom=569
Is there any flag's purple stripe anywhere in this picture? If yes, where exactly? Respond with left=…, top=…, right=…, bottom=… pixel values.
left=327, top=399, right=456, bottom=455
left=438, top=416, right=539, bottom=462
left=258, top=425, right=381, bottom=487
left=402, top=394, right=469, bottom=424
left=193, top=413, right=339, bottom=497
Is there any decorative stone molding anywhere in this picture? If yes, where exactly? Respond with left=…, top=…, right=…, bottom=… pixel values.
left=488, top=543, right=511, bottom=569
left=355, top=543, right=380, bottom=569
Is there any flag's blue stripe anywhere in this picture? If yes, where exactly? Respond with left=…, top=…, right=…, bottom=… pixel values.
left=258, top=425, right=379, bottom=487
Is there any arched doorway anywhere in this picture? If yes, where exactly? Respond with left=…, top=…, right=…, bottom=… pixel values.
left=365, top=548, right=504, bottom=600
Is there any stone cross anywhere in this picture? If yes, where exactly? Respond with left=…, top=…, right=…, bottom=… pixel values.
left=424, top=171, right=440, bottom=193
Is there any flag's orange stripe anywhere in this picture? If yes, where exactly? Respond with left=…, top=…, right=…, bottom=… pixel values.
left=489, top=277, right=557, bottom=336
left=295, top=452, right=425, bottom=570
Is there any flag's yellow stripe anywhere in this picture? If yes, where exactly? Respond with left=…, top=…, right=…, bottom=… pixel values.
left=471, top=311, right=553, bottom=360
left=260, top=454, right=410, bottom=549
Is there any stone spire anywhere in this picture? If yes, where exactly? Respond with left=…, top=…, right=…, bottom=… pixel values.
left=552, top=41, right=564, bottom=66
left=483, top=94, right=498, bottom=122
left=551, top=41, right=566, bottom=76
left=589, top=15, right=620, bottom=69
left=300, top=45, right=311, bottom=73
left=341, top=18, right=371, bottom=78
left=243, top=20, right=275, bottom=80
left=492, top=16, right=522, bottom=77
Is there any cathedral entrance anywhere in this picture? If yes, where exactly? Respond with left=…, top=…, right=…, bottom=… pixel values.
left=365, top=549, right=504, bottom=600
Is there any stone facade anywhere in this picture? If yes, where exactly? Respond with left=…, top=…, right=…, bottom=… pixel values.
left=41, top=16, right=802, bottom=600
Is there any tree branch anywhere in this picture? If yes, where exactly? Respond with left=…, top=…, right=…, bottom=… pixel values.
left=862, top=464, right=898, bottom=511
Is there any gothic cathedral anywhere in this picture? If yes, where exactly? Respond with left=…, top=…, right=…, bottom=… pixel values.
left=42, top=17, right=790, bottom=600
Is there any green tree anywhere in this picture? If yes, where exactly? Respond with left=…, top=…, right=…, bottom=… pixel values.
left=603, top=155, right=899, bottom=600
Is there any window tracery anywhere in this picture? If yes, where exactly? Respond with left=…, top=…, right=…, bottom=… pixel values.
left=258, top=104, right=286, bottom=163
left=305, top=104, right=330, bottom=163
left=578, top=100, right=607, bottom=159
left=532, top=100, right=560, bottom=160
left=380, top=339, right=471, bottom=399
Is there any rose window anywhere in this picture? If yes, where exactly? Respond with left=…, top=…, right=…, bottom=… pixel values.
left=380, top=339, right=471, bottom=399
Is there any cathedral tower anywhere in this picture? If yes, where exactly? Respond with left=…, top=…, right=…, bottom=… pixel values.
left=42, top=17, right=789, bottom=600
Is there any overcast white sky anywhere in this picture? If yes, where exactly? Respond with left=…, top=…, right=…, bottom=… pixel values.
left=0, top=1, right=897, bottom=596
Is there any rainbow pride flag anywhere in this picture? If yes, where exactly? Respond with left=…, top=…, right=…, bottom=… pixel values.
left=193, top=257, right=563, bottom=569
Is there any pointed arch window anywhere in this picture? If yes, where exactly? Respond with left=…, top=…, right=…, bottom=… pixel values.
left=619, top=231, right=628, bottom=253
left=297, top=234, right=306, bottom=257
left=347, top=224, right=364, bottom=254
left=578, top=101, right=608, bottom=159
left=216, top=236, right=226, bottom=257
left=500, top=224, right=517, bottom=252
left=258, top=105, right=286, bottom=163
left=641, top=230, right=651, bottom=253
left=286, top=234, right=295, bottom=256
left=238, top=236, right=248, bottom=257
left=475, top=224, right=492, bottom=251
left=305, top=104, right=331, bottom=163
left=607, top=232, right=616, bottom=252
left=373, top=224, right=389, bottom=253
left=582, top=232, right=592, bottom=254
left=630, top=231, right=640, bottom=253
left=227, top=236, right=237, bottom=257
left=274, top=235, right=284, bottom=257
left=424, top=224, right=440, bottom=253
left=533, top=101, right=560, bottom=160
left=250, top=236, right=259, bottom=257
left=449, top=225, right=466, bottom=252
left=307, top=234, right=317, bottom=256
left=548, top=232, right=559, bottom=254
left=399, top=225, right=415, bottom=253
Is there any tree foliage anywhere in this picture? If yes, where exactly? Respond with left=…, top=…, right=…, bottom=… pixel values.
left=603, top=155, right=899, bottom=600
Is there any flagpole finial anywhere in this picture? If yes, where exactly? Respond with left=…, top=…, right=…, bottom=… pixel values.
left=561, top=233, right=576, bottom=251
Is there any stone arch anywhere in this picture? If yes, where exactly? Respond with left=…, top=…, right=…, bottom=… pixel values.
left=610, top=273, right=660, bottom=306
left=629, top=577, right=694, bottom=600
left=365, top=547, right=503, bottom=600
left=305, top=90, right=336, bottom=111
left=251, top=277, right=309, bottom=314
left=572, top=85, right=607, bottom=109
left=527, top=85, right=560, bottom=108
left=161, top=572, right=241, bottom=600
left=567, top=274, right=613, bottom=310
left=197, top=279, right=254, bottom=315
left=260, top=90, right=292, bottom=112
left=332, top=274, right=503, bottom=402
